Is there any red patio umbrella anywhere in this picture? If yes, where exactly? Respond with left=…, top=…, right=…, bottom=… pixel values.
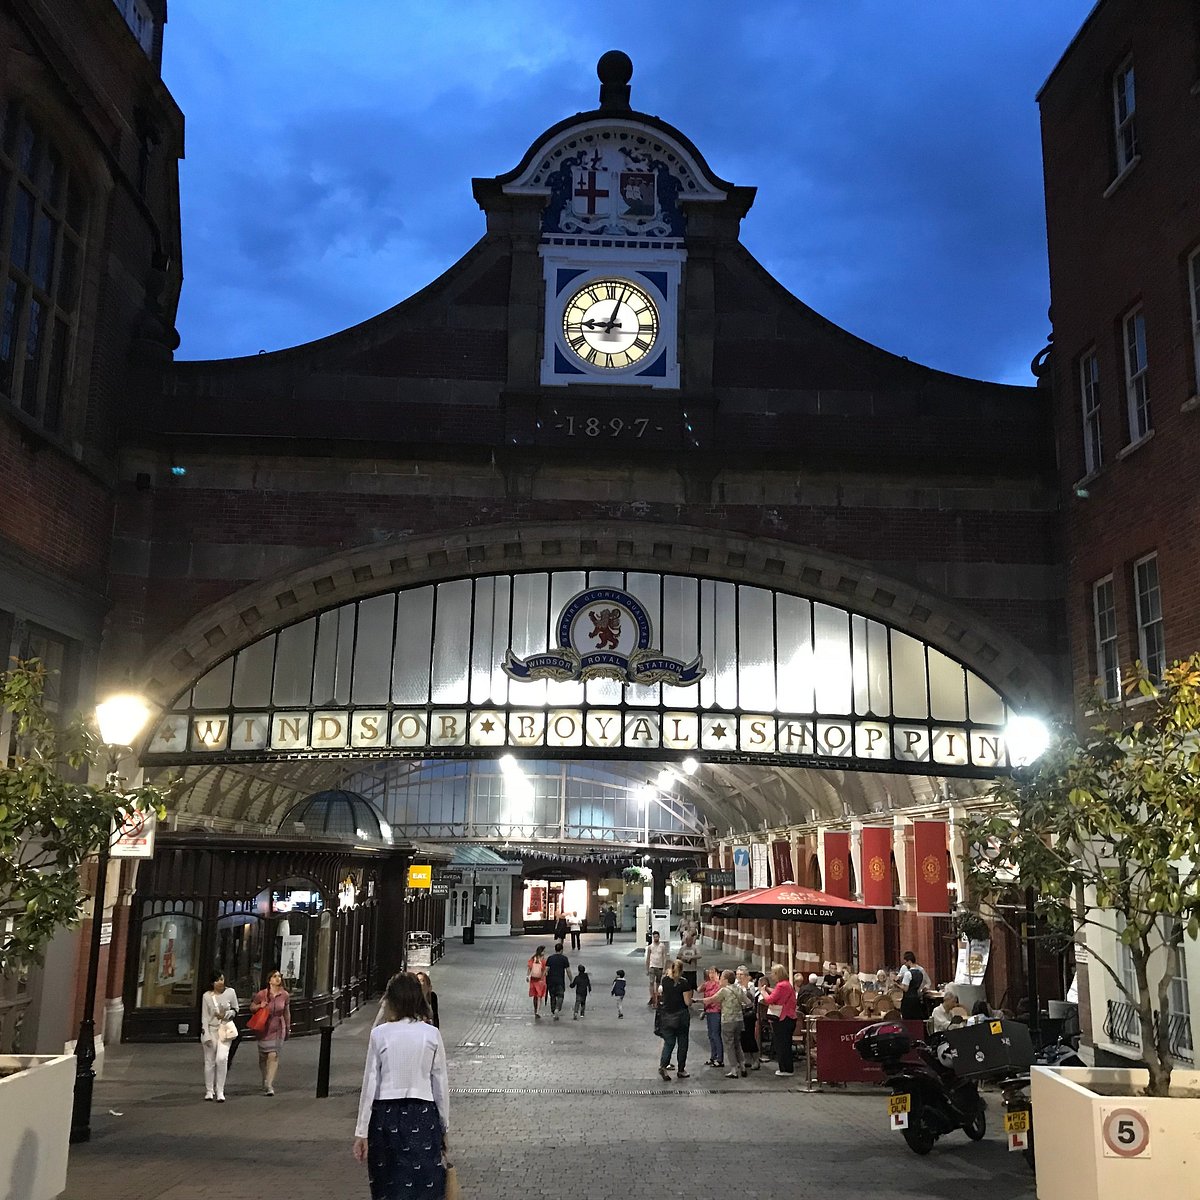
left=701, top=882, right=877, bottom=979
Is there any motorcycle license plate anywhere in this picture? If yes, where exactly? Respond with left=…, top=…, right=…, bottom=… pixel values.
left=888, top=1094, right=911, bottom=1129
left=1004, top=1110, right=1030, bottom=1134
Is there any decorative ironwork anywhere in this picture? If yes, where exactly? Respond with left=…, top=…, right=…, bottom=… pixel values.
left=1104, top=998, right=1194, bottom=1063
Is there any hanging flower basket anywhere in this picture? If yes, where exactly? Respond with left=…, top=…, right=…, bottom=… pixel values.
left=669, top=868, right=691, bottom=887
left=622, top=866, right=651, bottom=885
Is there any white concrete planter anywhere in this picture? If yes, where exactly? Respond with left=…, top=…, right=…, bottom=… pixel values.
left=0, top=1054, right=75, bottom=1200
left=1032, top=1065, right=1200, bottom=1199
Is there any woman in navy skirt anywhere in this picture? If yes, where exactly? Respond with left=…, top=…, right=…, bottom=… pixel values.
left=354, top=973, right=449, bottom=1198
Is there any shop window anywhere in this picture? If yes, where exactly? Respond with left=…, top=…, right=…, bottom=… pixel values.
left=0, top=101, right=87, bottom=436
left=136, top=902, right=200, bottom=1007
left=313, top=910, right=333, bottom=995
left=215, top=904, right=264, bottom=1001
left=472, top=885, right=493, bottom=925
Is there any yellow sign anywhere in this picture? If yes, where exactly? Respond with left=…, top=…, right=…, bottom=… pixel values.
left=887, top=1094, right=911, bottom=1115
left=407, top=865, right=432, bottom=889
left=990, top=1020, right=1004, bottom=1035
left=1003, top=1110, right=1030, bottom=1134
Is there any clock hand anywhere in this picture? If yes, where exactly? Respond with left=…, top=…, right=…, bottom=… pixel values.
left=604, top=289, right=626, bottom=332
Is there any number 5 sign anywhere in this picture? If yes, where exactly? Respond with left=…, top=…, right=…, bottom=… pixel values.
left=1100, top=1106, right=1151, bottom=1158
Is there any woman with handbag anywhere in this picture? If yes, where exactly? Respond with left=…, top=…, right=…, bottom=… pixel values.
left=354, top=972, right=450, bottom=1199
left=760, top=963, right=798, bottom=1076
left=199, top=969, right=239, bottom=1102
left=249, top=969, right=291, bottom=1096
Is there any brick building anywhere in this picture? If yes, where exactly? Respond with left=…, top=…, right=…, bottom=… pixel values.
left=1039, top=0, right=1198, bottom=1064
left=0, top=0, right=182, bottom=1053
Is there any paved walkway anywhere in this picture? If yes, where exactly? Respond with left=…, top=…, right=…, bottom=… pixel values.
left=63, top=934, right=1036, bottom=1200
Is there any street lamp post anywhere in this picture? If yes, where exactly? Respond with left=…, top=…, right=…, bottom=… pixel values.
left=70, top=693, right=150, bottom=1145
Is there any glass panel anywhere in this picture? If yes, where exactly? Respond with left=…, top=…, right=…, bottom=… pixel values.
left=584, top=570, right=623, bottom=705
left=272, top=617, right=316, bottom=705
left=508, top=573, right=549, bottom=707
left=393, top=585, right=435, bottom=703
left=737, top=585, right=775, bottom=711
left=312, top=605, right=354, bottom=705
left=10, top=187, right=33, bottom=270
left=135, top=912, right=200, bottom=1008
left=488, top=575, right=512, bottom=705
left=661, top=574, right=700, bottom=709
left=192, top=654, right=234, bottom=709
left=0, top=278, right=21, bottom=396
left=43, top=143, right=62, bottom=207
left=712, top=581, right=737, bottom=710
left=16, top=117, right=37, bottom=178
left=865, top=619, right=892, bottom=717
left=927, top=647, right=967, bottom=721
left=20, top=297, right=43, bottom=414
left=431, top=580, right=471, bottom=703
left=625, top=571, right=662, bottom=707
left=775, top=594, right=813, bottom=713
left=313, top=911, right=333, bottom=995
left=352, top=593, right=395, bottom=704
left=966, top=673, right=1005, bottom=725
left=232, top=633, right=277, bottom=707
left=41, top=316, right=68, bottom=433
left=31, top=212, right=54, bottom=291
left=813, top=603, right=852, bottom=714
left=889, top=630, right=929, bottom=718
left=470, top=575, right=497, bottom=704
left=215, top=912, right=263, bottom=1000
left=546, top=570, right=586, bottom=707
left=56, top=237, right=77, bottom=307
left=275, top=919, right=308, bottom=997
left=66, top=177, right=85, bottom=231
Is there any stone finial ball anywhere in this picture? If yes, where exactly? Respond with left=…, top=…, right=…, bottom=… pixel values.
left=597, top=51, right=633, bottom=85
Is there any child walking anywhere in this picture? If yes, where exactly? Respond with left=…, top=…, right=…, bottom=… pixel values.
left=611, top=968, right=627, bottom=1018
left=571, top=965, right=592, bottom=1019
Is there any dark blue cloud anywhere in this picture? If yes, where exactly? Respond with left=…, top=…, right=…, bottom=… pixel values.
left=164, top=1, right=1093, bottom=382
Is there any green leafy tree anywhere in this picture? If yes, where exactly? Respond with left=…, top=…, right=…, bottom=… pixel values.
left=965, top=656, right=1200, bottom=1097
left=0, top=661, right=174, bottom=977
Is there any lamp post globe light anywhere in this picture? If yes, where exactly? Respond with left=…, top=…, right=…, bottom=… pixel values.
left=70, top=693, right=151, bottom=1145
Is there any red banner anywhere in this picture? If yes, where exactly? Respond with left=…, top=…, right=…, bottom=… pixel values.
left=860, top=826, right=893, bottom=908
left=823, top=831, right=851, bottom=899
left=913, top=821, right=949, bottom=914
left=771, top=840, right=794, bottom=885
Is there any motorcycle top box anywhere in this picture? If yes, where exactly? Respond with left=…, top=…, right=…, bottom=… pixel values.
left=940, top=1019, right=1034, bottom=1079
left=854, top=1022, right=914, bottom=1063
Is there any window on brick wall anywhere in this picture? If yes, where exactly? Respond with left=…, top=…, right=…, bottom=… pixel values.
left=1133, top=554, right=1165, bottom=684
left=1123, top=307, right=1150, bottom=443
left=1092, top=576, right=1120, bottom=701
left=0, top=101, right=87, bottom=438
left=1079, top=350, right=1102, bottom=474
left=1113, top=57, right=1138, bottom=174
left=1188, top=248, right=1200, bottom=397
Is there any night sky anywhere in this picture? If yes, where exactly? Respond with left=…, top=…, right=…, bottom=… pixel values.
left=163, top=2, right=1095, bottom=385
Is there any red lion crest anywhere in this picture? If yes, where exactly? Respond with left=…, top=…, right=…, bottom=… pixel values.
left=588, top=608, right=621, bottom=650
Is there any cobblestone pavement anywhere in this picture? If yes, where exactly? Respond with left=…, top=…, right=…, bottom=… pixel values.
left=63, top=934, right=1036, bottom=1200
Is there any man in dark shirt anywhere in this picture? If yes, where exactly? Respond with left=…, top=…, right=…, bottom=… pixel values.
left=544, top=942, right=573, bottom=1021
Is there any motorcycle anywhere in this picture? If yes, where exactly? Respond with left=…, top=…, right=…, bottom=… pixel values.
left=998, top=1037, right=1085, bottom=1171
left=854, top=1021, right=987, bottom=1156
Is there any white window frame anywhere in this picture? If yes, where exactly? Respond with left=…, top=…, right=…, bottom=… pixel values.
left=1092, top=576, right=1119, bottom=701
left=1113, top=57, right=1138, bottom=173
left=1133, top=553, right=1165, bottom=684
left=1188, top=248, right=1200, bottom=397
left=1079, top=350, right=1102, bottom=474
left=1123, top=306, right=1150, bottom=443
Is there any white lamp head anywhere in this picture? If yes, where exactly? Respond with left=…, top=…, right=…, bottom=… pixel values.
left=1005, top=714, right=1050, bottom=768
left=95, top=694, right=151, bottom=747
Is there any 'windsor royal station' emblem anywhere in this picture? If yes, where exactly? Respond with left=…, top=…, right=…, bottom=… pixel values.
left=503, top=588, right=705, bottom=686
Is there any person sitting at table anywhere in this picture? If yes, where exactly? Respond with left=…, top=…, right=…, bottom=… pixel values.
left=929, top=986, right=964, bottom=1031
left=838, top=970, right=864, bottom=1011
left=822, top=961, right=842, bottom=989
left=866, top=968, right=889, bottom=993
left=796, top=973, right=823, bottom=1015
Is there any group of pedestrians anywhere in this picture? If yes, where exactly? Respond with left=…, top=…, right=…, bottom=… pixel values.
left=199, top=968, right=293, bottom=1103
left=526, top=942, right=593, bottom=1019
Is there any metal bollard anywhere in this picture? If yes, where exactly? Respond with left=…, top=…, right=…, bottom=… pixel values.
left=316, top=1019, right=334, bottom=1098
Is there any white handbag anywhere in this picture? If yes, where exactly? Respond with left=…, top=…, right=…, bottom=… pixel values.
left=217, top=1017, right=239, bottom=1042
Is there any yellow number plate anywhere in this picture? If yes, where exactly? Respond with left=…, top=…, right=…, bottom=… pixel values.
left=1004, top=1110, right=1030, bottom=1133
left=888, top=1094, right=912, bottom=1115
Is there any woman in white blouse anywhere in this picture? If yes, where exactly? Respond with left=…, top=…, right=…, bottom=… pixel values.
left=354, top=972, right=450, bottom=1197
left=199, top=969, right=239, bottom=1102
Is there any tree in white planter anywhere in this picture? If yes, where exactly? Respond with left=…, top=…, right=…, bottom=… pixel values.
left=964, top=656, right=1200, bottom=1097
left=0, top=660, right=172, bottom=982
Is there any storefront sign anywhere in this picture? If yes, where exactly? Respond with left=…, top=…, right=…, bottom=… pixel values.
left=407, top=865, right=432, bottom=889
left=430, top=883, right=449, bottom=898
left=150, top=707, right=1012, bottom=771
left=691, top=869, right=734, bottom=887
left=434, top=870, right=464, bottom=884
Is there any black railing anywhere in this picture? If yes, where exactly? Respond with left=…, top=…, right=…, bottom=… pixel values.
left=1104, top=999, right=1194, bottom=1063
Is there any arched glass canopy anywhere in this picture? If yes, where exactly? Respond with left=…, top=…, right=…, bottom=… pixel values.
left=145, top=570, right=1020, bottom=775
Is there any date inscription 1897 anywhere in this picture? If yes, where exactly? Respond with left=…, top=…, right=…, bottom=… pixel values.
left=557, top=415, right=663, bottom=438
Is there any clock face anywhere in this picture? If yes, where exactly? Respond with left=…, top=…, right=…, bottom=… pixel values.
left=561, top=277, right=659, bottom=370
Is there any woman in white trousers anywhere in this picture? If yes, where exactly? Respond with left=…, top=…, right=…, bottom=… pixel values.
left=200, top=969, right=239, bottom=1102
